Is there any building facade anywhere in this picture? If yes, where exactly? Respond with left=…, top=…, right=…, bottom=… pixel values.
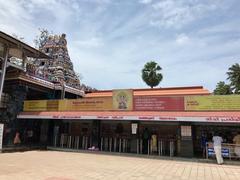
left=17, top=87, right=240, bottom=157
left=0, top=31, right=85, bottom=150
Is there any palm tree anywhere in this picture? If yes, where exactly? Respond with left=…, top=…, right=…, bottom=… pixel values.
left=227, top=63, right=240, bottom=94
left=213, top=81, right=232, bottom=95
left=142, top=61, right=163, bottom=88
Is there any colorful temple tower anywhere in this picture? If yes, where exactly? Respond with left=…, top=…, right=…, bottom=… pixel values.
left=33, top=34, right=81, bottom=89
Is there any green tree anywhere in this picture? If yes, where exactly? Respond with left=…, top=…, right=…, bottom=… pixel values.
left=142, top=61, right=163, bottom=88
left=227, top=63, right=240, bottom=94
left=213, top=81, right=232, bottom=95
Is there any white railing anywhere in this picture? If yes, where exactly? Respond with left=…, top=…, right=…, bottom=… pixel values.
left=206, top=142, right=240, bottom=160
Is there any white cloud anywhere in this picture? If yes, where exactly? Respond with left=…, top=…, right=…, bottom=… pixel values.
left=139, top=0, right=152, bottom=4
left=0, top=0, right=37, bottom=44
left=197, top=20, right=240, bottom=35
left=176, top=34, right=190, bottom=45
left=150, top=0, right=219, bottom=28
left=0, top=0, right=239, bottom=91
left=81, top=0, right=111, bottom=3
left=73, top=37, right=104, bottom=48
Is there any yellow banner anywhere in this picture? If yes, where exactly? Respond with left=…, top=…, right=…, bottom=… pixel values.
left=185, top=95, right=240, bottom=111
left=112, top=89, right=133, bottom=111
left=24, top=100, right=47, bottom=111
left=59, top=97, right=113, bottom=111
left=47, top=100, right=59, bottom=111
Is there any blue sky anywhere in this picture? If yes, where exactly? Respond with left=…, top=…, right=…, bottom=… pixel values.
left=0, top=0, right=240, bottom=91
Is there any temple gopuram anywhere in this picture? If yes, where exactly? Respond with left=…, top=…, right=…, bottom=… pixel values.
left=0, top=31, right=93, bottom=148
left=29, top=34, right=81, bottom=89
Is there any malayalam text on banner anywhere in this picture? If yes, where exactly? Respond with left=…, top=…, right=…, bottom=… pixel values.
left=185, top=95, right=240, bottom=111
left=23, top=100, right=47, bottom=111
left=134, top=96, right=184, bottom=111
left=59, top=97, right=113, bottom=111
left=46, top=100, right=59, bottom=111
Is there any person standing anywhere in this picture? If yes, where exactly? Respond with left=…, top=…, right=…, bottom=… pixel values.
left=201, top=132, right=207, bottom=158
left=151, top=133, right=158, bottom=153
left=233, top=132, right=240, bottom=157
left=142, top=128, right=150, bottom=154
left=212, top=133, right=223, bottom=164
left=13, top=131, right=21, bottom=146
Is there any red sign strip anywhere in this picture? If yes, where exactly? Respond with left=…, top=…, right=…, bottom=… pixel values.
left=134, top=96, right=184, bottom=111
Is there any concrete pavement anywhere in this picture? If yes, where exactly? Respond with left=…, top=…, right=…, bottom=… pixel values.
left=0, top=151, right=240, bottom=180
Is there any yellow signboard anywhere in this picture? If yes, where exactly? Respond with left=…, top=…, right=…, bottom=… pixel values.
left=24, top=100, right=47, bottom=111
left=47, top=100, right=59, bottom=111
left=112, top=89, right=133, bottom=111
left=59, top=97, right=113, bottom=111
left=185, top=95, right=240, bottom=111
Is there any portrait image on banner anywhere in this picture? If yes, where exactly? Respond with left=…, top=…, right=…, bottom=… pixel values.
left=112, top=89, right=133, bottom=110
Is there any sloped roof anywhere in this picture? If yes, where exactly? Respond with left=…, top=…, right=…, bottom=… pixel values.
left=85, top=86, right=210, bottom=97
left=0, top=31, right=50, bottom=59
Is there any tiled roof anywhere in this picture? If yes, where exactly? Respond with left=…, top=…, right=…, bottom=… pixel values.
left=85, top=86, right=210, bottom=97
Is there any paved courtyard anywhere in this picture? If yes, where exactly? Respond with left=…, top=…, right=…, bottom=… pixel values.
left=0, top=151, right=240, bottom=180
